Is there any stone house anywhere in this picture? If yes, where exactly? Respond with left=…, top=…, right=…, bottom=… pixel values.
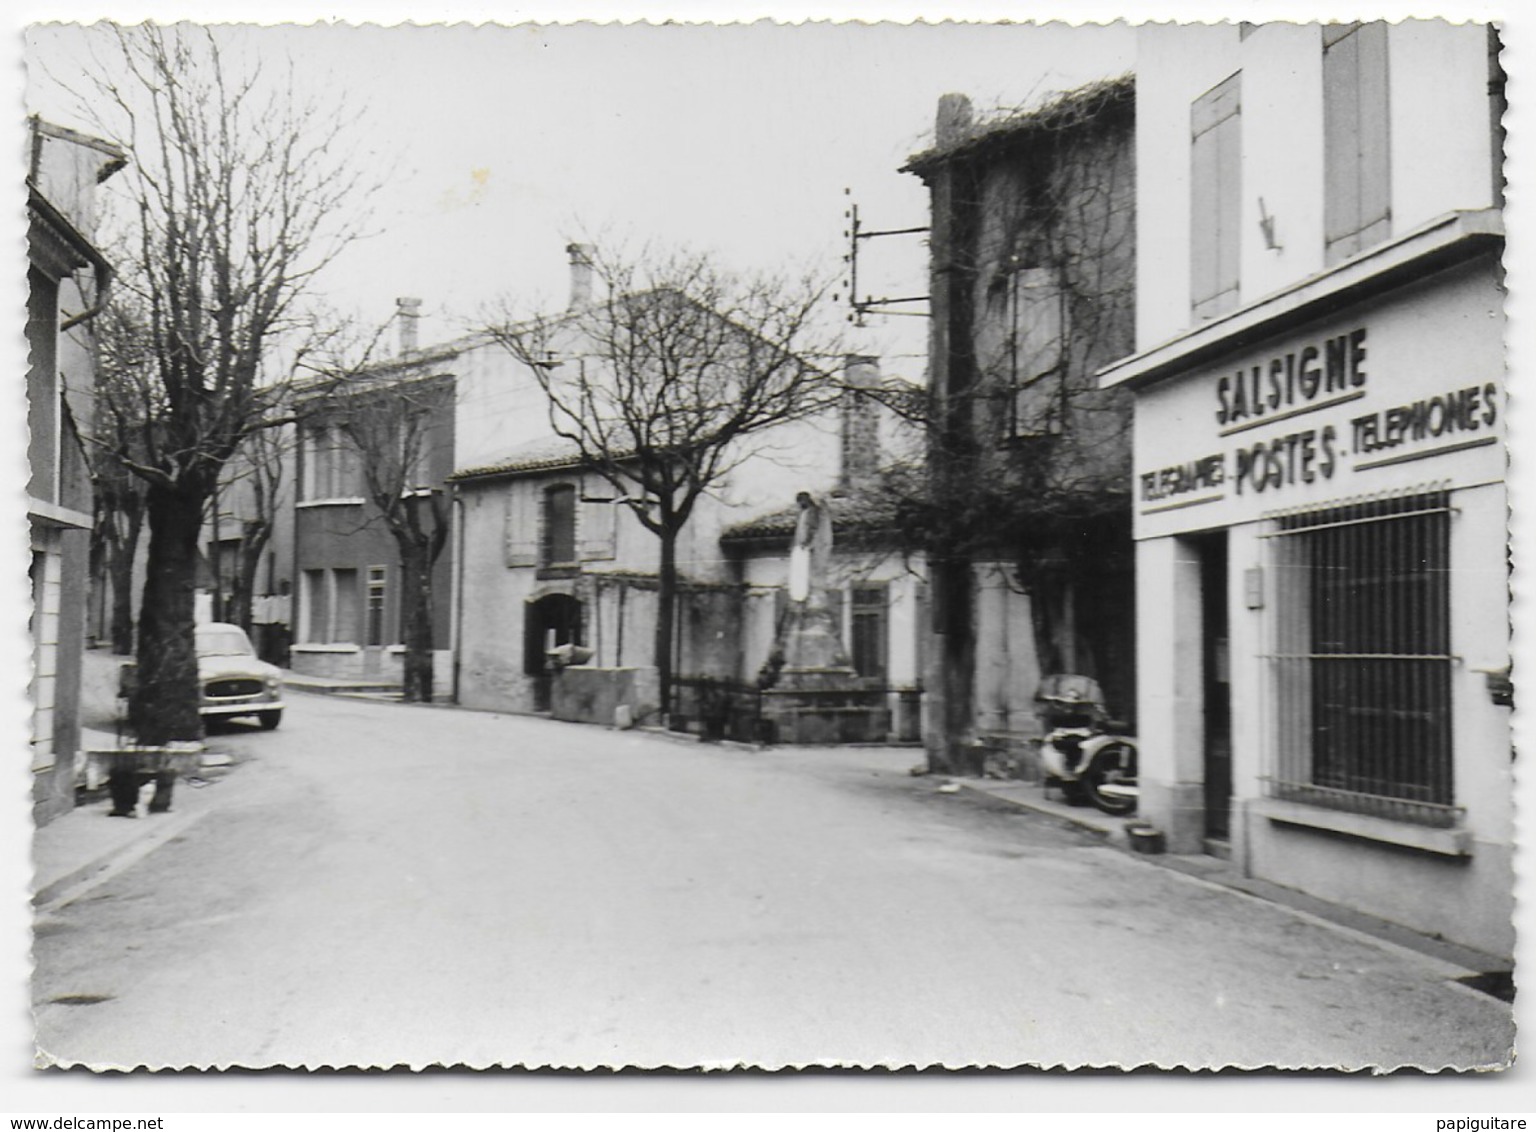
left=449, top=337, right=922, bottom=734
left=449, top=404, right=844, bottom=721
left=902, top=77, right=1138, bottom=770
left=27, top=117, right=126, bottom=823
left=289, top=303, right=457, bottom=694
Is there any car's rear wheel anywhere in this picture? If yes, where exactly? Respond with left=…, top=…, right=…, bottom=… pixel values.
left=258, top=710, right=282, bottom=731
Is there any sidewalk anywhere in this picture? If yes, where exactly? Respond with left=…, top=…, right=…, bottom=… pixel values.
left=947, top=772, right=1512, bottom=985
left=283, top=670, right=403, bottom=698
left=32, top=767, right=217, bottom=912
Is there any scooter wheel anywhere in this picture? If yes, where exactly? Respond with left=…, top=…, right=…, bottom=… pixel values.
left=1056, top=779, right=1090, bottom=806
left=1083, top=741, right=1138, bottom=816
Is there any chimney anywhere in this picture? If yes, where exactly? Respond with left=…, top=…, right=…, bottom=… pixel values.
left=935, top=93, right=973, bottom=149
left=396, top=297, right=422, bottom=357
left=841, top=354, right=881, bottom=492
left=566, top=243, right=596, bottom=311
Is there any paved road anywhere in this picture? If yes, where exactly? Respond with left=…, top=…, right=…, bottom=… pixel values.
left=33, top=692, right=1514, bottom=1071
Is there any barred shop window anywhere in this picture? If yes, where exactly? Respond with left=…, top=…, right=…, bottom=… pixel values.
left=541, top=483, right=578, bottom=568
left=1266, top=489, right=1455, bottom=827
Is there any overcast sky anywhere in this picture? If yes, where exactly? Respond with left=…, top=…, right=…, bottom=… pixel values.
left=24, top=21, right=1137, bottom=381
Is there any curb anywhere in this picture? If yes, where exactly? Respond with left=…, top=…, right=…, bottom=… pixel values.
left=943, top=776, right=1510, bottom=982
left=951, top=778, right=1126, bottom=844
left=286, top=681, right=405, bottom=697
left=33, top=808, right=208, bottom=912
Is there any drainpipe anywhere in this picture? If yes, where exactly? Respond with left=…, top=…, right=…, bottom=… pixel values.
left=59, top=259, right=112, bottom=333
left=451, top=483, right=465, bottom=704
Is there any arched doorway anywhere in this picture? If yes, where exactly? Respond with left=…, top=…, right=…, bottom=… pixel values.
left=525, top=592, right=582, bottom=711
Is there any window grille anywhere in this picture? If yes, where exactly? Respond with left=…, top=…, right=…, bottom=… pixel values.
left=1263, top=487, right=1458, bottom=827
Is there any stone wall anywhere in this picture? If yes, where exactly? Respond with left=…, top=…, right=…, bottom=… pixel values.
left=551, top=666, right=661, bottom=727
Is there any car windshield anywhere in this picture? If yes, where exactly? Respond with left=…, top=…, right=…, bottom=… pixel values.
left=196, top=627, right=255, bottom=658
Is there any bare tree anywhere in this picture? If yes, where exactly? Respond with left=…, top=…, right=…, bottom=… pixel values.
left=211, top=419, right=293, bottom=635
left=86, top=298, right=154, bottom=655
left=308, top=371, right=453, bottom=702
left=51, top=25, right=374, bottom=744
left=486, top=247, right=842, bottom=716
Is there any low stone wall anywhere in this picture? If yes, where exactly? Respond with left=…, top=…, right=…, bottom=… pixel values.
left=551, top=666, right=661, bottom=727
left=759, top=687, right=892, bottom=745
left=289, top=645, right=366, bottom=681
left=290, top=645, right=452, bottom=700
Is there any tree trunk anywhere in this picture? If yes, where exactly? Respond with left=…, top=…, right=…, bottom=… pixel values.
left=399, top=540, right=436, bottom=703
left=655, top=527, right=678, bottom=719
left=134, top=484, right=205, bottom=745
left=108, top=504, right=143, bottom=656
left=232, top=520, right=271, bottom=633
left=925, top=555, right=981, bottom=777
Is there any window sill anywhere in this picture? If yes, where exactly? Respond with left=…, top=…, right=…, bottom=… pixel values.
left=28, top=497, right=93, bottom=530
left=297, top=497, right=367, bottom=509
left=1252, top=797, right=1472, bottom=858
left=536, top=565, right=580, bottom=580
left=291, top=643, right=361, bottom=654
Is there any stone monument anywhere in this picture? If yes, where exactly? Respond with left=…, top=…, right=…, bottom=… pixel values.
left=757, top=492, right=891, bottom=743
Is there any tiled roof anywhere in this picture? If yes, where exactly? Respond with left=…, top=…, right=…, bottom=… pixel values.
left=450, top=436, right=588, bottom=481
left=720, top=488, right=901, bottom=543
left=903, top=74, right=1134, bottom=175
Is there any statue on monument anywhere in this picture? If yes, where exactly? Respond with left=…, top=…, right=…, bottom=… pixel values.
left=758, top=491, right=852, bottom=689
left=788, top=491, right=833, bottom=608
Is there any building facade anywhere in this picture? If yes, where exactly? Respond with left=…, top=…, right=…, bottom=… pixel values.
left=903, top=78, right=1138, bottom=770
left=451, top=352, right=922, bottom=733
left=290, top=307, right=457, bottom=694
left=27, top=117, right=125, bottom=823
left=1100, top=22, right=1510, bottom=960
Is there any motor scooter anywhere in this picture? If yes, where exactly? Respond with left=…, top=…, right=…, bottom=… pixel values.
left=1035, top=674, right=1138, bottom=816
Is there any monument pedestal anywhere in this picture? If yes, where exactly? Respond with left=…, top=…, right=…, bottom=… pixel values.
left=760, top=604, right=891, bottom=744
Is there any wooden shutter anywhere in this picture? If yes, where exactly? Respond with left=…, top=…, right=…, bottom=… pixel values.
left=1191, top=73, right=1242, bottom=320
left=578, top=474, right=618, bottom=560
left=1324, top=23, right=1391, bottom=264
left=504, top=484, right=538, bottom=567
left=1016, top=268, right=1063, bottom=382
left=1011, top=269, right=1065, bottom=437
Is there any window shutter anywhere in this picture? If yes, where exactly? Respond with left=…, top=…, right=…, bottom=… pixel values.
left=1355, top=23, right=1392, bottom=245
left=1190, top=73, right=1242, bottom=319
left=1323, top=28, right=1363, bottom=251
left=1324, top=23, right=1391, bottom=264
left=504, top=485, right=538, bottom=567
left=1010, top=269, right=1066, bottom=439
left=578, top=475, right=618, bottom=560
left=1016, top=268, right=1063, bottom=382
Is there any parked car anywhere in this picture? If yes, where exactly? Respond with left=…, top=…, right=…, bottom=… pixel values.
left=197, top=622, right=284, bottom=730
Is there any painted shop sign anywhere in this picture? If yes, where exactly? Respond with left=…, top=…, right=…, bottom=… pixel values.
left=1138, top=325, right=1502, bottom=510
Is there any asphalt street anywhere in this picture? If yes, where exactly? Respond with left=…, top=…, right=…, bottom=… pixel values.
left=32, top=691, right=1515, bottom=1071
